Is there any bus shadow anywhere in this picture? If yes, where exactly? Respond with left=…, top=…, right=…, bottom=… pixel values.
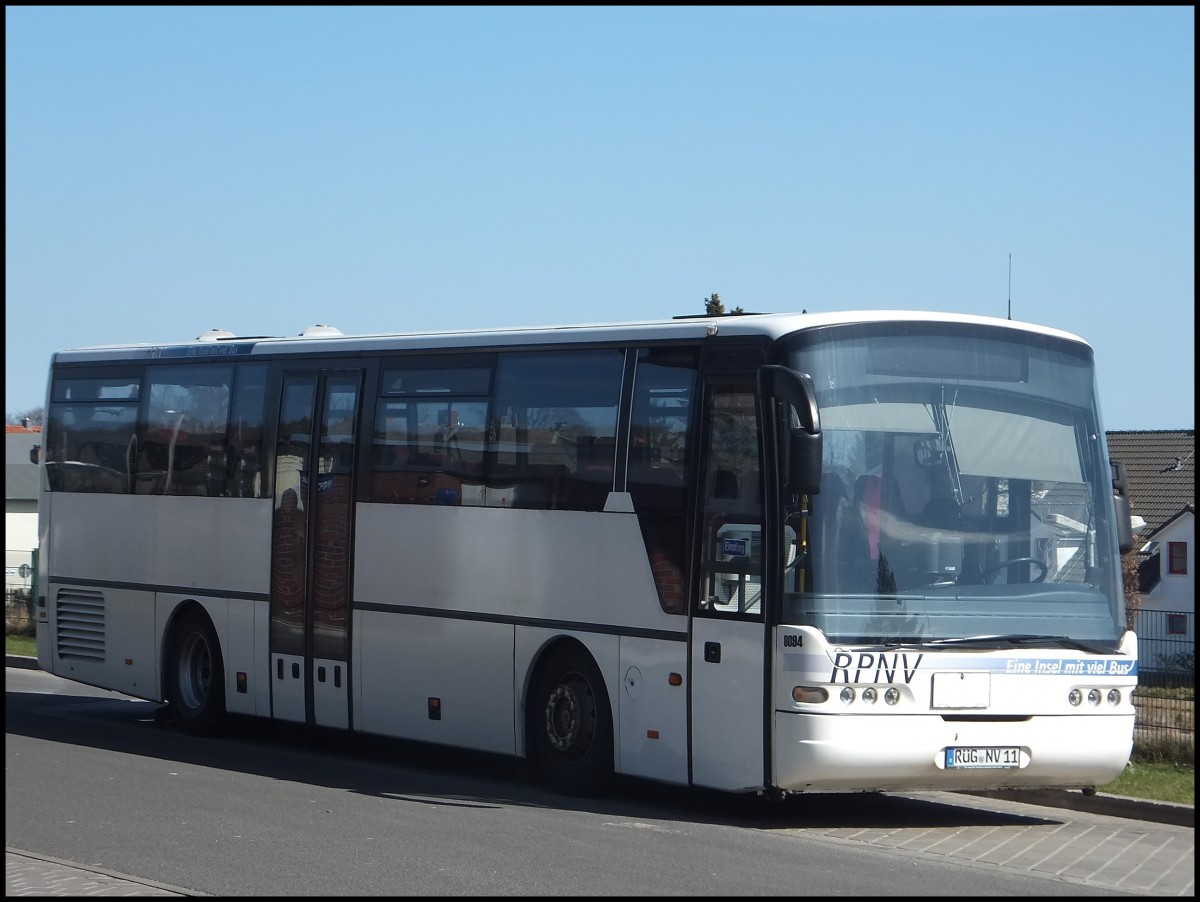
left=5, top=687, right=1061, bottom=831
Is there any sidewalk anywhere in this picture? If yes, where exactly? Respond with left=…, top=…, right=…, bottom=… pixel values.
left=6, top=848, right=199, bottom=897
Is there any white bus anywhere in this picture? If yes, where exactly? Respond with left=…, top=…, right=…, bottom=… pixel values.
left=33, top=310, right=1137, bottom=797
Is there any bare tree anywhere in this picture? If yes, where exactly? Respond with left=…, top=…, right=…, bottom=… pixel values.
left=7, top=407, right=45, bottom=427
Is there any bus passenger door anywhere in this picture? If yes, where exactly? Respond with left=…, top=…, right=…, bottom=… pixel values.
left=270, top=370, right=363, bottom=729
left=689, top=376, right=768, bottom=792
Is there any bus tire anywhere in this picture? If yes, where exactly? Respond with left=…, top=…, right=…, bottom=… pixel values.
left=165, top=609, right=226, bottom=735
left=529, top=645, right=613, bottom=796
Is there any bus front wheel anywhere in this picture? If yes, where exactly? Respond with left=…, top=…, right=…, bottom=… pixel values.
left=165, top=610, right=226, bottom=735
left=529, top=646, right=613, bottom=796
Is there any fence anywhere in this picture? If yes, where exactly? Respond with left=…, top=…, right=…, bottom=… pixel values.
left=1132, top=608, right=1195, bottom=752
left=5, top=547, right=36, bottom=635
left=5, top=585, right=35, bottom=635
left=5, top=547, right=34, bottom=589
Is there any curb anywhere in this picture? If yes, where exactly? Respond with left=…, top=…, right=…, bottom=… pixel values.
left=6, top=846, right=200, bottom=896
left=964, top=787, right=1193, bottom=828
left=7, top=654, right=1192, bottom=827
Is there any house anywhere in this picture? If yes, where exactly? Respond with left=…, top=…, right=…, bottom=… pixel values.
left=1106, top=430, right=1195, bottom=678
left=5, top=424, right=41, bottom=593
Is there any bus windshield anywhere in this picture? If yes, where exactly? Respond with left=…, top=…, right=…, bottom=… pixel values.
left=783, top=324, right=1126, bottom=650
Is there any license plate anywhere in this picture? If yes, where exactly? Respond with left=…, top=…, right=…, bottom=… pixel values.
left=945, top=746, right=1022, bottom=769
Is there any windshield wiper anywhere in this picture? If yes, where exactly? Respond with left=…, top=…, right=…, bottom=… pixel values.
left=923, top=634, right=1116, bottom=654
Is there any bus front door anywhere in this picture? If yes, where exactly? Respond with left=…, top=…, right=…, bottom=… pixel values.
left=269, top=370, right=363, bottom=729
left=689, top=377, right=768, bottom=792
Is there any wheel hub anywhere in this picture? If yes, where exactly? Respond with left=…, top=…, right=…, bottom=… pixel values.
left=545, top=684, right=580, bottom=751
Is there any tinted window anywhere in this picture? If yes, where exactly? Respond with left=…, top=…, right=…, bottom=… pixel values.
left=226, top=364, right=267, bottom=498
left=628, top=347, right=699, bottom=614
left=45, top=374, right=142, bottom=493
left=135, top=365, right=233, bottom=496
left=367, top=349, right=625, bottom=512
left=369, top=362, right=492, bottom=505
left=490, top=350, right=624, bottom=510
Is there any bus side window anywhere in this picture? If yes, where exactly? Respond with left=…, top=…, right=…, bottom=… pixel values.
left=138, top=364, right=234, bottom=497
left=368, top=364, right=492, bottom=506
left=698, top=384, right=764, bottom=617
left=225, top=363, right=267, bottom=498
left=627, top=347, right=699, bottom=615
left=491, top=349, right=623, bottom=512
left=45, top=375, right=141, bottom=494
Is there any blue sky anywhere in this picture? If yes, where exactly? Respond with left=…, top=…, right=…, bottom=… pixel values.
left=5, top=6, right=1194, bottom=429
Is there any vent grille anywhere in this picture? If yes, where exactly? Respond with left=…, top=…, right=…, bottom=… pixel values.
left=55, top=589, right=106, bottom=661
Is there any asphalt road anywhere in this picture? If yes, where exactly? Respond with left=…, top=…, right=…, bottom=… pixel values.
left=6, top=662, right=1194, bottom=896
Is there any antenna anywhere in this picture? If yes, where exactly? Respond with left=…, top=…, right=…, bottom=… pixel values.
left=1007, top=253, right=1012, bottom=320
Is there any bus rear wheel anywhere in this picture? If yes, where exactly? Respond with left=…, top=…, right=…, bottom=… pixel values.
left=530, top=646, right=613, bottom=795
left=165, top=610, right=226, bottom=735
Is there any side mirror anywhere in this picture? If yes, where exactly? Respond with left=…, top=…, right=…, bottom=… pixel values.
left=1111, top=458, right=1134, bottom=555
left=29, top=444, right=41, bottom=465
left=758, top=365, right=822, bottom=495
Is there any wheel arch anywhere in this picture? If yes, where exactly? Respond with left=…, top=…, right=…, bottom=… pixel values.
left=522, top=635, right=599, bottom=755
left=159, top=597, right=230, bottom=737
left=158, top=598, right=217, bottom=694
left=523, top=633, right=619, bottom=796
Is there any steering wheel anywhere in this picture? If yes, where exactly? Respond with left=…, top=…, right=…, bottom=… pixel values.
left=978, top=556, right=1047, bottom=583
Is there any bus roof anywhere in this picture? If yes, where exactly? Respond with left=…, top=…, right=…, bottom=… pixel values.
left=49, top=309, right=1092, bottom=364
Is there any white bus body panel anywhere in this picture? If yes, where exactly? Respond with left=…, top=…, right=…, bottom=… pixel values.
left=44, top=494, right=270, bottom=590
left=39, top=493, right=272, bottom=709
left=614, top=635, right=689, bottom=784
left=353, top=501, right=689, bottom=782
left=248, top=598, right=272, bottom=717
left=353, top=504, right=660, bottom=625
left=354, top=610, right=517, bottom=753
left=689, top=619, right=766, bottom=792
left=514, top=626, right=620, bottom=752
left=153, top=591, right=265, bottom=718
left=47, top=310, right=1090, bottom=369
left=46, top=581, right=158, bottom=700
left=773, top=710, right=1134, bottom=792
left=509, top=629, right=690, bottom=786
left=772, top=626, right=1137, bottom=791
left=311, top=656, right=349, bottom=729
left=272, top=654, right=307, bottom=723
